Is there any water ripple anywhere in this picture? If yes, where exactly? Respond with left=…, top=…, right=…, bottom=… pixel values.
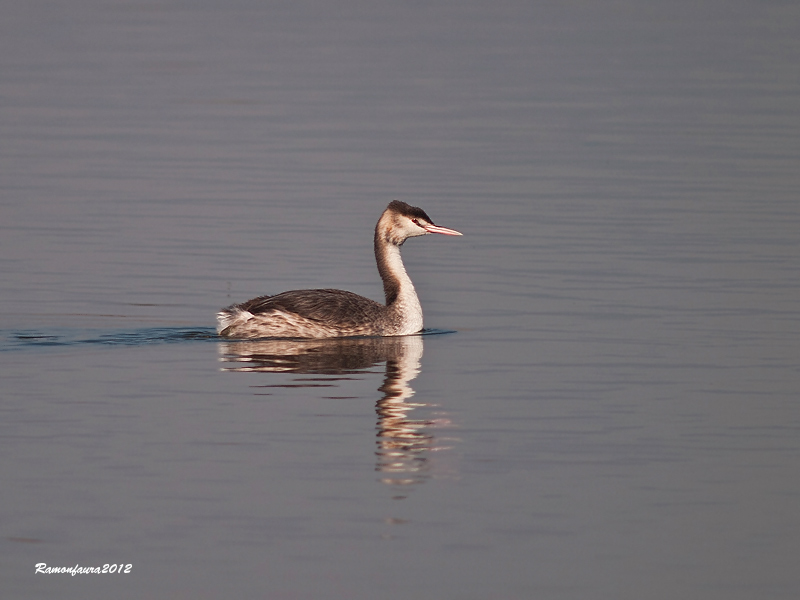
left=2, top=327, right=454, bottom=351
left=3, top=327, right=219, bottom=351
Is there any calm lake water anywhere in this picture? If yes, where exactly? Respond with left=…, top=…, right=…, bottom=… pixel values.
left=3, top=1, right=800, bottom=598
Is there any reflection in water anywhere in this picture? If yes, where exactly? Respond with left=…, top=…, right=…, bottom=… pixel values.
left=218, top=335, right=457, bottom=492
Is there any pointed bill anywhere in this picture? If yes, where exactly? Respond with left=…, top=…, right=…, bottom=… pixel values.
left=423, top=224, right=463, bottom=236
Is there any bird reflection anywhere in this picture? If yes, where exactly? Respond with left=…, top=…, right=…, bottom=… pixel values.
left=218, top=335, right=456, bottom=493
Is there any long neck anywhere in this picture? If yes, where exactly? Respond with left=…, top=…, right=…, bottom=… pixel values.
left=374, top=229, right=421, bottom=308
left=373, top=215, right=424, bottom=335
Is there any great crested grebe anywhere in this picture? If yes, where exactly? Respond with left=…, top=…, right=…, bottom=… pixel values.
left=217, top=201, right=462, bottom=339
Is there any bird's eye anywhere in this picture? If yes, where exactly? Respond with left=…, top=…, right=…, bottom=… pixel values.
left=412, top=219, right=421, bottom=226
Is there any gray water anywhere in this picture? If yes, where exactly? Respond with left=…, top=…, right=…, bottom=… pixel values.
left=3, top=1, right=800, bottom=598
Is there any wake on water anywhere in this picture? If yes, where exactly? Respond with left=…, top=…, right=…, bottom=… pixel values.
left=3, top=327, right=219, bottom=351
left=3, top=327, right=454, bottom=351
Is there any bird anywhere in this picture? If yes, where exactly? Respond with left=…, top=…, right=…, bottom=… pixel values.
left=217, top=200, right=462, bottom=339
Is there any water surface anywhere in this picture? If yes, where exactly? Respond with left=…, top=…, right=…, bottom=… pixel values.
left=2, top=1, right=800, bottom=598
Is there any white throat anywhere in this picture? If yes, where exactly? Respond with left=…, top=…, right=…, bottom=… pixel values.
left=385, top=244, right=423, bottom=334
